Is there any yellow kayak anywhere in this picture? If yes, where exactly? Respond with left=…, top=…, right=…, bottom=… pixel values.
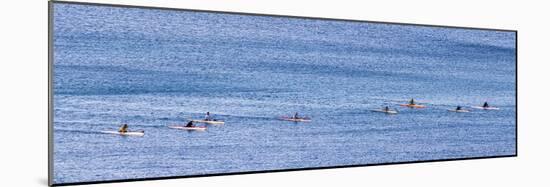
left=399, top=104, right=426, bottom=108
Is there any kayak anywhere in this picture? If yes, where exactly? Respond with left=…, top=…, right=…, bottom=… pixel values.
left=399, top=104, right=426, bottom=108
left=280, top=117, right=312, bottom=122
left=168, top=125, right=207, bottom=131
left=371, top=109, right=398, bottom=114
left=100, top=130, right=144, bottom=136
left=448, top=109, right=470, bottom=113
left=472, top=106, right=500, bottom=110
left=191, top=120, right=225, bottom=125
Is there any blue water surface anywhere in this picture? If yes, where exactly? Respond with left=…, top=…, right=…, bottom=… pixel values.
left=52, top=3, right=516, bottom=184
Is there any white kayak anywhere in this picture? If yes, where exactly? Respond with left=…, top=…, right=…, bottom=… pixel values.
left=280, top=117, right=312, bottom=122
left=100, top=130, right=145, bottom=136
left=472, top=106, right=500, bottom=110
left=168, top=125, right=207, bottom=131
left=190, top=120, right=225, bottom=125
left=371, top=109, right=398, bottom=114
left=448, top=109, right=470, bottom=113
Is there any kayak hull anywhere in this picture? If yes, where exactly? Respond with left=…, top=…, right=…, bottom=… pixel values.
left=472, top=106, right=500, bottom=110
left=371, top=109, right=398, bottom=114
left=279, top=117, right=311, bottom=122
left=191, top=120, right=225, bottom=124
left=448, top=109, right=470, bottom=113
left=100, top=130, right=144, bottom=136
left=399, top=104, right=426, bottom=108
left=169, top=125, right=207, bottom=131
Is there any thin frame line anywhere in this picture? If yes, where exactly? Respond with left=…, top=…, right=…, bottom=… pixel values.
left=515, top=31, right=518, bottom=157
left=48, top=1, right=54, bottom=186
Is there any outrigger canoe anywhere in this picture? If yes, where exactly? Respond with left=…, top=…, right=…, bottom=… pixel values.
left=371, top=109, right=398, bottom=114
left=168, top=125, right=207, bottom=131
left=190, top=120, right=225, bottom=125
left=280, top=117, right=311, bottom=122
left=471, top=106, right=500, bottom=110
left=399, top=104, right=426, bottom=108
left=100, top=130, right=145, bottom=136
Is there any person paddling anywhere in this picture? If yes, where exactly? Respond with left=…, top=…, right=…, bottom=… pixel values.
left=483, top=102, right=489, bottom=108
left=293, top=112, right=300, bottom=119
left=185, top=121, right=194, bottom=127
left=204, top=112, right=211, bottom=121
left=118, top=124, right=128, bottom=133
left=409, top=98, right=415, bottom=105
left=384, top=106, right=390, bottom=112
left=456, top=106, right=462, bottom=111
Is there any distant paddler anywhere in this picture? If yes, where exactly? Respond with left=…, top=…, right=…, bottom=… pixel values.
left=292, top=112, right=312, bottom=120
left=472, top=102, right=500, bottom=110
left=399, top=98, right=426, bottom=108
left=449, top=105, right=470, bottom=113
left=118, top=124, right=129, bottom=133
left=371, top=106, right=398, bottom=114
left=185, top=121, right=195, bottom=127
left=280, top=112, right=311, bottom=122
left=293, top=112, right=300, bottom=119
left=99, top=124, right=144, bottom=136
left=191, top=112, right=225, bottom=124
left=168, top=120, right=207, bottom=131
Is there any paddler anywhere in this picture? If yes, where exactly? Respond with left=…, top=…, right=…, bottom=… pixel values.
left=293, top=112, right=300, bottom=119
left=456, top=106, right=462, bottom=111
left=384, top=106, right=390, bottom=112
left=204, top=112, right=211, bottom=121
left=409, top=98, right=415, bottom=105
left=483, top=102, right=489, bottom=108
left=118, top=124, right=128, bottom=133
left=185, top=121, right=194, bottom=127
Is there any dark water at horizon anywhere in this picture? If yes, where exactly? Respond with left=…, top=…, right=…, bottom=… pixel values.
left=52, top=3, right=516, bottom=184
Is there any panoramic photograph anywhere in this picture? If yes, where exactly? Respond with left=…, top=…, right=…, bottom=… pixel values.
left=51, top=2, right=516, bottom=184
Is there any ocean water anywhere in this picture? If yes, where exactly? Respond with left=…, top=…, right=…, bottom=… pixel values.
left=52, top=3, right=516, bottom=184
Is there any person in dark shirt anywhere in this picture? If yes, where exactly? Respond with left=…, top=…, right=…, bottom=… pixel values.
left=185, top=121, right=194, bottom=127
